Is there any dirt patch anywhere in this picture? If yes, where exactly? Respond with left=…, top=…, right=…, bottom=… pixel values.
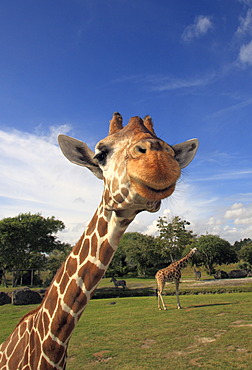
left=230, top=320, right=252, bottom=327
left=141, top=339, right=156, bottom=349
left=196, top=329, right=226, bottom=344
left=187, top=277, right=252, bottom=287
left=164, top=330, right=226, bottom=360
left=189, top=357, right=204, bottom=367
left=226, top=345, right=251, bottom=353
left=167, top=347, right=199, bottom=358
left=92, top=350, right=113, bottom=363
left=197, top=337, right=216, bottom=344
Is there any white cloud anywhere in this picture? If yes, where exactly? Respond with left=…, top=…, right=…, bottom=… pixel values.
left=234, top=217, right=252, bottom=225
left=207, top=202, right=252, bottom=242
left=182, top=16, right=213, bottom=42
left=237, top=8, right=252, bottom=35
left=0, top=127, right=103, bottom=245
left=230, top=203, right=243, bottom=209
left=224, top=203, right=245, bottom=219
left=136, top=183, right=252, bottom=244
left=145, top=73, right=216, bottom=92
left=236, top=7, right=252, bottom=66
left=0, top=127, right=251, bottom=246
left=209, top=97, right=252, bottom=118
left=239, top=40, right=252, bottom=64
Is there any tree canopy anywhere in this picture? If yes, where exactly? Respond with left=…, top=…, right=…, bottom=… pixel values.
left=191, top=234, right=237, bottom=274
left=0, top=213, right=69, bottom=286
left=156, top=216, right=195, bottom=262
left=107, top=232, right=160, bottom=277
left=238, top=243, right=252, bottom=266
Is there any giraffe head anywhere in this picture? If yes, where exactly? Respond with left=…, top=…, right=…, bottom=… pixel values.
left=58, top=113, right=198, bottom=215
left=189, top=247, right=198, bottom=256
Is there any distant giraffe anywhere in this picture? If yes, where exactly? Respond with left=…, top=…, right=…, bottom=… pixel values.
left=155, top=248, right=198, bottom=310
left=110, top=277, right=127, bottom=290
left=0, top=113, right=198, bottom=369
left=194, top=267, right=201, bottom=280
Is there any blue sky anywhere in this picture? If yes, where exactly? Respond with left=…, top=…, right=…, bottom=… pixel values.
left=1, top=0, right=252, bottom=244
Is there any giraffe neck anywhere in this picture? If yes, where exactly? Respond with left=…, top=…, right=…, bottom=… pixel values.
left=43, top=202, right=134, bottom=337
left=176, top=253, right=192, bottom=270
left=0, top=203, right=136, bottom=369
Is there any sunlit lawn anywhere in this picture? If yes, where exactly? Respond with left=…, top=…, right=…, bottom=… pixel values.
left=1, top=293, right=252, bottom=369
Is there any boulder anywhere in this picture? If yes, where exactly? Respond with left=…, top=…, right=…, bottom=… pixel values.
left=228, top=270, right=247, bottom=279
left=214, top=270, right=229, bottom=279
left=0, top=291, right=11, bottom=305
left=12, top=288, right=42, bottom=305
left=36, top=288, right=47, bottom=299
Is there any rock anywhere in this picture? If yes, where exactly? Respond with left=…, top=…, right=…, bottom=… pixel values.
left=36, top=288, right=47, bottom=299
left=12, top=288, right=42, bottom=305
left=214, top=270, right=229, bottom=279
left=0, top=292, right=11, bottom=305
left=228, top=270, right=247, bottom=279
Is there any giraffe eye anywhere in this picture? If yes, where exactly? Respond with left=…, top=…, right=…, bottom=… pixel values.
left=94, top=151, right=108, bottom=166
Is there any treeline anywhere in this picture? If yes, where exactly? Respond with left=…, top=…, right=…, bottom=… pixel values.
left=107, top=216, right=252, bottom=277
left=0, top=213, right=252, bottom=287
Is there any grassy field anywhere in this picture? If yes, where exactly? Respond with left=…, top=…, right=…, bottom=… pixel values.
left=1, top=293, right=252, bottom=369
left=95, top=274, right=252, bottom=297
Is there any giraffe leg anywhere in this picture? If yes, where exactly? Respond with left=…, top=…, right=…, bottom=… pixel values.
left=175, top=280, right=181, bottom=309
left=157, top=292, right=162, bottom=310
left=158, top=291, right=167, bottom=310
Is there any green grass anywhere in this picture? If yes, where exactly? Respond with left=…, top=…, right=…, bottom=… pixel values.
left=95, top=275, right=252, bottom=298
left=1, top=293, right=252, bottom=369
left=1, top=274, right=252, bottom=299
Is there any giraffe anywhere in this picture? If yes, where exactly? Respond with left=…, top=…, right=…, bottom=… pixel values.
left=0, top=113, right=198, bottom=369
left=156, top=247, right=198, bottom=310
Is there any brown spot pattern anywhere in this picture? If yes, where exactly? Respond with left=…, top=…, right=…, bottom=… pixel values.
left=90, top=233, right=98, bottom=257
left=78, top=261, right=104, bottom=291
left=114, top=193, right=124, bottom=203
left=65, top=257, right=77, bottom=277
left=99, top=240, right=114, bottom=266
left=59, top=273, right=69, bottom=295
left=86, top=213, right=98, bottom=236
left=44, top=285, right=58, bottom=317
left=79, top=238, right=89, bottom=264
left=121, top=186, right=129, bottom=197
left=73, top=234, right=84, bottom=256
left=97, top=217, right=108, bottom=238
left=64, top=280, right=87, bottom=314
left=50, top=306, right=75, bottom=343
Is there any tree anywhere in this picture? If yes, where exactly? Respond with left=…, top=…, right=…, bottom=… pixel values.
left=106, top=242, right=128, bottom=277
left=113, top=232, right=161, bottom=277
left=233, top=238, right=252, bottom=252
left=156, top=216, right=195, bottom=263
left=238, top=243, right=252, bottom=266
left=0, top=213, right=67, bottom=286
left=45, top=244, right=72, bottom=284
left=191, top=234, right=237, bottom=274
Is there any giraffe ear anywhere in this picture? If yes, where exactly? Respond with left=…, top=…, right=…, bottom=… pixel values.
left=173, top=139, right=199, bottom=169
left=58, top=135, right=103, bottom=180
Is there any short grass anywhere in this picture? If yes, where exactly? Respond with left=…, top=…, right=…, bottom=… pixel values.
left=95, top=274, right=252, bottom=298
left=1, top=293, right=252, bottom=369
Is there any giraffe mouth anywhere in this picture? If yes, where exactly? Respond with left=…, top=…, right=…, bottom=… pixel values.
left=130, top=176, right=176, bottom=200
left=145, top=183, right=175, bottom=193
